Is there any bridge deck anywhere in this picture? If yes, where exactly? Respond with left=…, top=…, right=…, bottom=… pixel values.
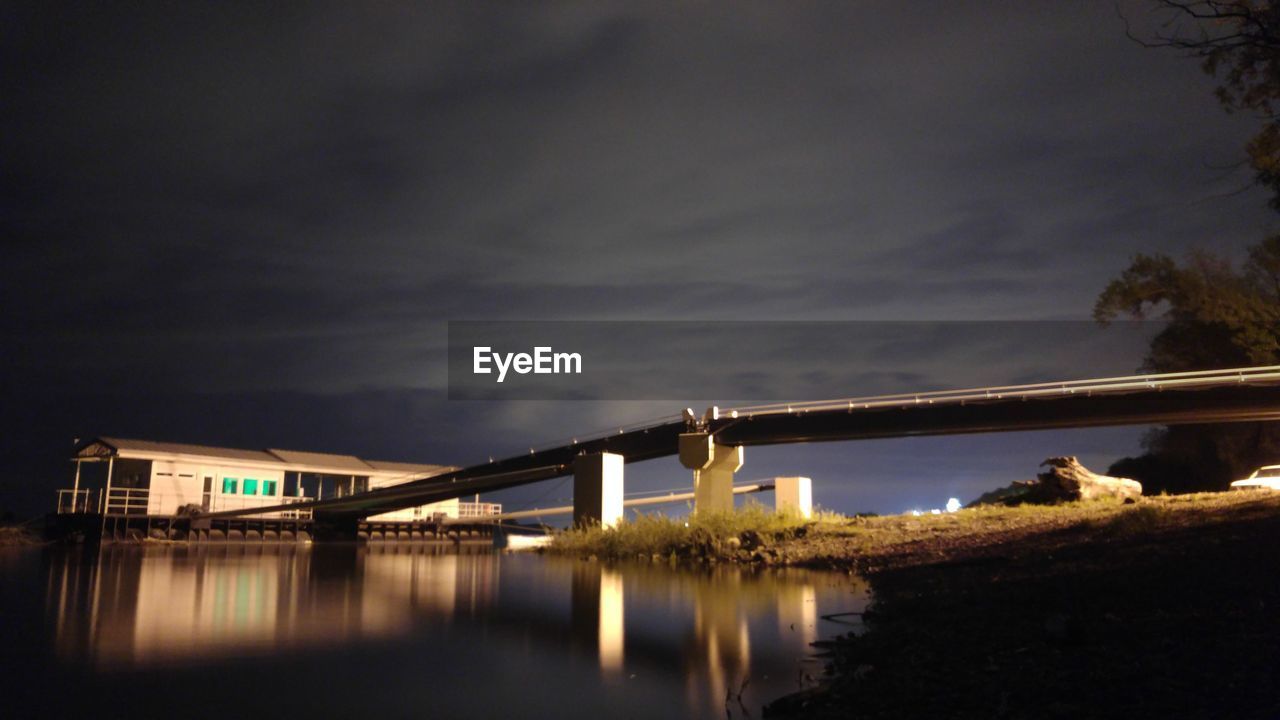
left=202, top=366, right=1280, bottom=521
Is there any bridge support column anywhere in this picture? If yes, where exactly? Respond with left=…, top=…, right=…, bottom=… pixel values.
left=679, top=433, right=743, bottom=515
left=774, top=476, right=812, bottom=519
left=574, top=452, right=624, bottom=528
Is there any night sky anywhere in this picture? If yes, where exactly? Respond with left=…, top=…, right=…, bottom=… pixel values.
left=3, top=2, right=1276, bottom=518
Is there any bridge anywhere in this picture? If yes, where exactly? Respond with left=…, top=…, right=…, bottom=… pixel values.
left=203, top=365, right=1280, bottom=538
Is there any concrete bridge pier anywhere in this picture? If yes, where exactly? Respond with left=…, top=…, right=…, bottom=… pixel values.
left=679, top=433, right=743, bottom=515
left=774, top=476, right=813, bottom=519
left=573, top=452, right=624, bottom=528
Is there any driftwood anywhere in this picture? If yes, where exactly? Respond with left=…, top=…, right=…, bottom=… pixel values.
left=969, top=456, right=1142, bottom=506
left=1037, top=456, right=1142, bottom=502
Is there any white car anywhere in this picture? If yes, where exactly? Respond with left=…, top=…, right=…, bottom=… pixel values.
left=1230, top=465, right=1280, bottom=491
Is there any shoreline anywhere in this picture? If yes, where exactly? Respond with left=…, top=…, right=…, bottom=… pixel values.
left=766, top=491, right=1280, bottom=718
left=0, top=526, right=41, bottom=547
left=547, top=491, right=1280, bottom=718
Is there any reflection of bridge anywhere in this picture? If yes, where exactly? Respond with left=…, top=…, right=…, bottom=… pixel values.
left=44, top=546, right=862, bottom=715
left=206, top=366, right=1280, bottom=536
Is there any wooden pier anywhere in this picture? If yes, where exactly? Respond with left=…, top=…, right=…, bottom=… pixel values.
left=45, top=512, right=498, bottom=545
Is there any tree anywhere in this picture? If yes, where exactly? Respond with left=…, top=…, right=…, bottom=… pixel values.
left=1095, top=237, right=1280, bottom=491
left=1101, top=4, right=1280, bottom=490
left=1094, top=237, right=1280, bottom=368
left=1125, top=1, right=1280, bottom=207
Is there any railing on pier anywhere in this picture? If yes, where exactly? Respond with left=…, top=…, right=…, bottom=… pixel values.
left=367, top=500, right=502, bottom=524
left=456, top=501, right=503, bottom=519
left=103, top=487, right=152, bottom=515
left=55, top=488, right=95, bottom=514
left=54, top=485, right=491, bottom=521
left=54, top=487, right=316, bottom=519
left=206, top=493, right=316, bottom=519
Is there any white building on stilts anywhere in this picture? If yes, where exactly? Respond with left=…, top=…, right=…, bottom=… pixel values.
left=58, top=437, right=498, bottom=522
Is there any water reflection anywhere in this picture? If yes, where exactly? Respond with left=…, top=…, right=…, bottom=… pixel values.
left=689, top=568, right=751, bottom=706
left=42, top=546, right=867, bottom=717
left=572, top=564, right=626, bottom=672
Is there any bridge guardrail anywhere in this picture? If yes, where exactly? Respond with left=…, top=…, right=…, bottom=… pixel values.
left=724, top=365, right=1280, bottom=418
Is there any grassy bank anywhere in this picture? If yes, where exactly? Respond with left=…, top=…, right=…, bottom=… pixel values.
left=766, top=491, right=1280, bottom=719
left=776, top=491, right=1277, bottom=571
left=550, top=493, right=1265, bottom=569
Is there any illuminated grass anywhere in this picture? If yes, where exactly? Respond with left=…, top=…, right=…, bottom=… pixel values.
left=549, top=491, right=1280, bottom=565
left=549, top=502, right=842, bottom=560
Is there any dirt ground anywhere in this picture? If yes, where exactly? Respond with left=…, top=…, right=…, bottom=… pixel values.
left=0, top=526, right=39, bottom=547
left=765, top=492, right=1280, bottom=719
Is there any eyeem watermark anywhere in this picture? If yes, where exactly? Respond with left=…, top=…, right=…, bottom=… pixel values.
left=473, top=346, right=583, bottom=383
left=448, top=320, right=1159, bottom=400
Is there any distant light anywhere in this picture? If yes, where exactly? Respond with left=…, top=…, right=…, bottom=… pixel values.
left=911, top=510, right=922, bottom=517
left=930, top=509, right=941, bottom=515
left=946, top=498, right=961, bottom=513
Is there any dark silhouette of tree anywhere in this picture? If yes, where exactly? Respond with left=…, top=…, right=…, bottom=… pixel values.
left=1095, top=238, right=1280, bottom=367
left=1095, top=237, right=1280, bottom=491
left=1104, top=3, right=1280, bottom=491
left=1125, top=1, right=1280, bottom=207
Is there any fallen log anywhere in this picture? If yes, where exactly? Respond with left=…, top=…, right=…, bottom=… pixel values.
left=1037, top=456, right=1142, bottom=502
left=968, top=456, right=1142, bottom=506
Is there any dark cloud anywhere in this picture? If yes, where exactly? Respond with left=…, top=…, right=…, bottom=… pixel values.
left=2, top=2, right=1273, bottom=515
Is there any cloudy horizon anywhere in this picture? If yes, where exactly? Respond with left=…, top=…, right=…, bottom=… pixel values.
left=3, top=2, right=1274, bottom=517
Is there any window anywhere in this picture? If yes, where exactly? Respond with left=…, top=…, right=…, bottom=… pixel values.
left=262, top=479, right=278, bottom=496
left=243, top=478, right=258, bottom=496
left=222, top=478, right=238, bottom=494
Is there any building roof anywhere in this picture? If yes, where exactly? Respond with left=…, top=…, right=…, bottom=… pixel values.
left=363, top=458, right=453, bottom=475
left=76, top=437, right=453, bottom=480
left=84, top=438, right=279, bottom=463
left=268, top=448, right=372, bottom=472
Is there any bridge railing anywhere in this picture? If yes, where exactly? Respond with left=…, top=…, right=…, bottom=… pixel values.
left=475, top=366, right=1280, bottom=460
left=193, top=364, right=1280, bottom=522
left=510, top=413, right=683, bottom=459
left=724, top=365, right=1280, bottom=418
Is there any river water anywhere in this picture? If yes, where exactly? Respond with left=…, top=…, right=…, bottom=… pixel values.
left=0, top=544, right=867, bottom=718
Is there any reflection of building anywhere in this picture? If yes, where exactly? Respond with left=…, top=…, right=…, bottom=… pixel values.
left=46, top=545, right=500, bottom=666
left=44, top=547, right=868, bottom=718
left=59, top=437, right=472, bottom=520
left=362, top=549, right=458, bottom=614
left=129, top=549, right=287, bottom=660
